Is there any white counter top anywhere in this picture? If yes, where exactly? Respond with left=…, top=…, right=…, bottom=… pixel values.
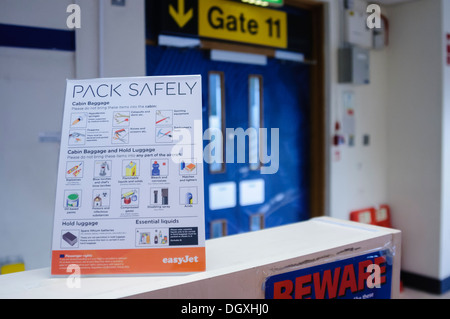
left=0, top=217, right=401, bottom=299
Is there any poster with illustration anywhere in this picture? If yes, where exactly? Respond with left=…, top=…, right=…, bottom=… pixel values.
left=51, top=75, right=205, bottom=276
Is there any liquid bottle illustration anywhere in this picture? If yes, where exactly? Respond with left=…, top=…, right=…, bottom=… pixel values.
left=152, top=161, right=160, bottom=176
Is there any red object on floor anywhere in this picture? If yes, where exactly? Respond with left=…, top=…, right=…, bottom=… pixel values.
left=350, top=207, right=376, bottom=225
left=350, top=205, right=392, bottom=228
left=350, top=205, right=400, bottom=294
left=375, top=204, right=392, bottom=228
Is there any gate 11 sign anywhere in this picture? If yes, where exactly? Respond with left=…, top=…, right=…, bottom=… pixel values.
left=265, top=250, right=392, bottom=299
left=198, top=0, right=287, bottom=49
left=164, top=0, right=288, bottom=49
left=51, top=75, right=205, bottom=276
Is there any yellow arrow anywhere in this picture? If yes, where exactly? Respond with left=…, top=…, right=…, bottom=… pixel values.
left=169, top=0, right=193, bottom=28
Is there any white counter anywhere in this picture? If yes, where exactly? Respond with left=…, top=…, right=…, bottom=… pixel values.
left=0, top=217, right=401, bottom=299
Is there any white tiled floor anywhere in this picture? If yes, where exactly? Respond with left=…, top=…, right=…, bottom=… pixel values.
left=400, top=287, right=450, bottom=299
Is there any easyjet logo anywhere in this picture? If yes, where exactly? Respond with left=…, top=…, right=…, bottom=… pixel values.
left=163, top=255, right=199, bottom=265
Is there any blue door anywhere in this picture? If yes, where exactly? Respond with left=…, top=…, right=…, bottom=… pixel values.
left=146, top=45, right=311, bottom=238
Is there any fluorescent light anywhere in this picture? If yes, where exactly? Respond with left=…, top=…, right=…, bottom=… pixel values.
left=210, top=49, right=267, bottom=65
left=274, top=50, right=305, bottom=62
left=241, top=0, right=280, bottom=6
left=158, top=35, right=200, bottom=48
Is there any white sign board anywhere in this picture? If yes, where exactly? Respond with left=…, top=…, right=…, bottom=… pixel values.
left=209, top=182, right=237, bottom=210
left=51, top=75, right=205, bottom=275
left=239, top=179, right=265, bottom=207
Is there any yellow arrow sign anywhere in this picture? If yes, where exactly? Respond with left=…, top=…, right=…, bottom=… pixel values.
left=169, top=0, right=194, bottom=29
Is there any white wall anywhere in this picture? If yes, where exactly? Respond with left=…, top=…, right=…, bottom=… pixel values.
left=0, top=0, right=75, bottom=270
left=323, top=0, right=389, bottom=221
left=328, top=51, right=390, bottom=220
left=323, top=0, right=450, bottom=284
left=76, top=0, right=146, bottom=78
left=74, top=0, right=146, bottom=79
left=0, top=0, right=145, bottom=270
left=324, top=0, right=450, bottom=283
left=386, top=0, right=444, bottom=280
left=0, top=0, right=72, bottom=29
left=100, top=0, right=146, bottom=78
left=440, top=0, right=450, bottom=281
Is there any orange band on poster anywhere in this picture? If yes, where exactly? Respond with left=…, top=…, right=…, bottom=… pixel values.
left=51, top=247, right=206, bottom=275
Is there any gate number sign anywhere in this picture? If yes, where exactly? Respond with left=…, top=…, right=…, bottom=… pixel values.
left=166, top=0, right=288, bottom=49
left=198, top=0, right=287, bottom=49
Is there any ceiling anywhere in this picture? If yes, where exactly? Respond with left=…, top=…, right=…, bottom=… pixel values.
left=373, top=0, right=416, bottom=6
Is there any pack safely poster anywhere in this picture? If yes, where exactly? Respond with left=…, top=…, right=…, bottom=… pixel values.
left=51, top=75, right=205, bottom=275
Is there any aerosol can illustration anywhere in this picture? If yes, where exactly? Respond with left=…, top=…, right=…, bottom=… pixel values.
left=162, top=188, right=169, bottom=205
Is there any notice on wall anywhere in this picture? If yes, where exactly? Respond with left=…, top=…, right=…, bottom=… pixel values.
left=51, top=75, right=205, bottom=276
left=342, top=91, right=355, bottom=147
